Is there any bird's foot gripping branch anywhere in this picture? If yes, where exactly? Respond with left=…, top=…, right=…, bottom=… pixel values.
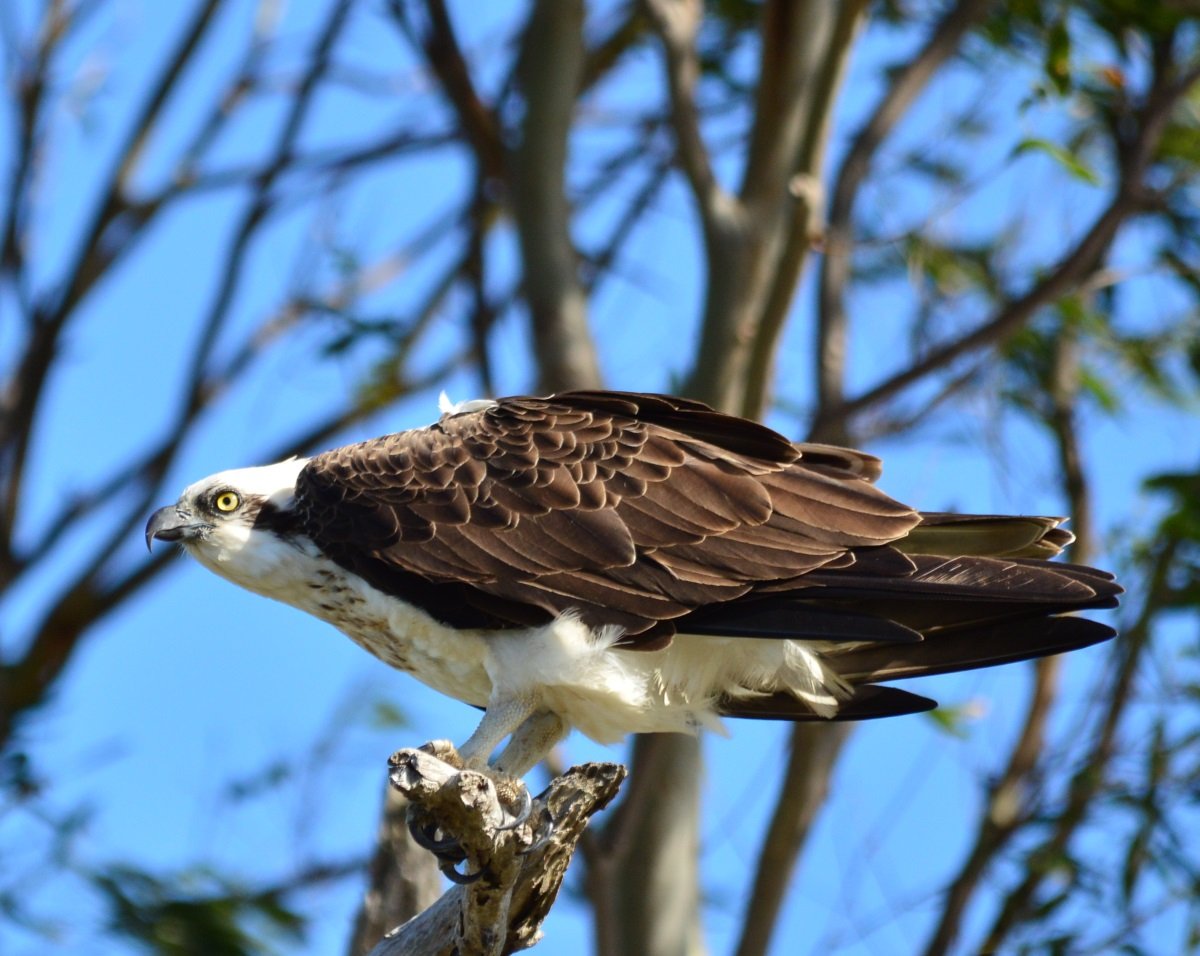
left=369, top=743, right=625, bottom=956
left=401, top=740, right=548, bottom=884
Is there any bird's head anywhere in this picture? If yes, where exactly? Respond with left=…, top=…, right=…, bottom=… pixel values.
left=145, top=458, right=310, bottom=585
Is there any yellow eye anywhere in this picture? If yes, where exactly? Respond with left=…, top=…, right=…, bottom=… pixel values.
left=215, top=491, right=240, bottom=513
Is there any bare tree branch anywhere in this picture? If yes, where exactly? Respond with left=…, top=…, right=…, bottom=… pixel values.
left=508, top=0, right=600, bottom=392
left=392, top=0, right=505, bottom=182
left=741, top=0, right=868, bottom=421
left=813, top=56, right=1200, bottom=437
left=365, top=746, right=624, bottom=956
left=642, top=0, right=727, bottom=219
left=582, top=7, right=648, bottom=93
left=1, top=0, right=67, bottom=290
left=604, top=733, right=706, bottom=956
left=734, top=724, right=851, bottom=956
left=683, top=0, right=844, bottom=412
left=578, top=740, right=667, bottom=956
left=739, top=0, right=838, bottom=213
left=584, top=158, right=673, bottom=293
left=347, top=785, right=442, bottom=956
left=816, top=0, right=993, bottom=421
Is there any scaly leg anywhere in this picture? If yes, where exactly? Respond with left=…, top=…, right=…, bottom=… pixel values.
left=493, top=710, right=565, bottom=856
left=459, top=703, right=565, bottom=830
left=456, top=695, right=538, bottom=768
left=494, top=710, right=567, bottom=776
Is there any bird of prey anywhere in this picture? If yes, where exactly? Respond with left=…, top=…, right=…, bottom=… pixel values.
left=146, top=390, right=1119, bottom=779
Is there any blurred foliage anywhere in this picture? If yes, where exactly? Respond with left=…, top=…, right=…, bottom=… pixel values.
left=96, top=866, right=305, bottom=956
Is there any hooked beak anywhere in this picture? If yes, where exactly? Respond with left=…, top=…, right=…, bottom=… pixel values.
left=145, top=506, right=209, bottom=551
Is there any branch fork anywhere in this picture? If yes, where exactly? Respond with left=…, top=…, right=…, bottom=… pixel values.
left=368, top=744, right=625, bottom=956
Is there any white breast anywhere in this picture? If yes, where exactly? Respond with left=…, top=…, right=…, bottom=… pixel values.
left=187, top=529, right=848, bottom=743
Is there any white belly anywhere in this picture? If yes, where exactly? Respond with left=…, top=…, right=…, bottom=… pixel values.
left=192, top=536, right=847, bottom=744
left=303, top=576, right=849, bottom=745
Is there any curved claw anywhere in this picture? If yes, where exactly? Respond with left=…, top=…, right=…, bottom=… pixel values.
left=517, top=804, right=556, bottom=857
left=408, top=821, right=467, bottom=861
left=440, top=860, right=485, bottom=885
left=496, top=783, right=533, bottom=831
left=406, top=807, right=469, bottom=865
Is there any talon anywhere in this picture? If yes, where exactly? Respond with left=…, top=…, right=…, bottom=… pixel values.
left=408, top=819, right=467, bottom=861
left=440, top=859, right=485, bottom=884
left=496, top=782, right=532, bottom=830
left=406, top=805, right=468, bottom=864
left=402, top=763, right=540, bottom=879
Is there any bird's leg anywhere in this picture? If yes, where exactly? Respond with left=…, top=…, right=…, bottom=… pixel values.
left=456, top=695, right=538, bottom=769
left=476, top=707, right=566, bottom=831
left=455, top=696, right=551, bottom=831
left=493, top=710, right=567, bottom=777
left=493, top=710, right=565, bottom=854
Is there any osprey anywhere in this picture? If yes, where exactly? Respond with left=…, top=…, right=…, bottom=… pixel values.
left=146, top=390, right=1119, bottom=778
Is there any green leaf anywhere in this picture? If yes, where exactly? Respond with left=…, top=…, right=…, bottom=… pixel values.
left=1157, top=122, right=1200, bottom=166
left=369, top=699, right=408, bottom=730
left=1012, top=137, right=1102, bottom=185
left=95, top=866, right=307, bottom=956
left=1044, top=19, right=1072, bottom=95
left=924, top=702, right=975, bottom=738
left=1078, top=364, right=1122, bottom=414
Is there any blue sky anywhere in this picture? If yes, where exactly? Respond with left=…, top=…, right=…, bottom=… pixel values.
left=3, top=2, right=1196, bottom=954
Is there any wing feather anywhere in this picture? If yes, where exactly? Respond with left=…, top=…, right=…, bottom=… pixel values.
left=294, top=391, right=924, bottom=640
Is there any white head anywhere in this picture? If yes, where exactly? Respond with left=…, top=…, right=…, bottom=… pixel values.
left=145, top=458, right=311, bottom=590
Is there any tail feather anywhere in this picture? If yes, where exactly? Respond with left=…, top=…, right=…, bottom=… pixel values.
left=682, top=602, right=923, bottom=643
left=682, top=551, right=1120, bottom=640
left=800, top=554, right=1120, bottom=635
left=897, top=513, right=1076, bottom=559
left=831, top=615, right=1116, bottom=684
left=720, top=684, right=937, bottom=722
left=677, top=527, right=1121, bottom=722
left=807, top=553, right=1117, bottom=606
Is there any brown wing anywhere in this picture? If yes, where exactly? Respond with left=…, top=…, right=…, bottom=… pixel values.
left=294, top=391, right=919, bottom=643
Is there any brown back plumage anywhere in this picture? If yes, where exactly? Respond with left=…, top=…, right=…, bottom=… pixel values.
left=294, top=390, right=1119, bottom=719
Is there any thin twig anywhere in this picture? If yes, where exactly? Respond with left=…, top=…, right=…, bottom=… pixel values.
left=816, top=0, right=992, bottom=414
left=642, top=0, right=726, bottom=217
left=394, top=0, right=505, bottom=181
left=814, top=57, right=1200, bottom=437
